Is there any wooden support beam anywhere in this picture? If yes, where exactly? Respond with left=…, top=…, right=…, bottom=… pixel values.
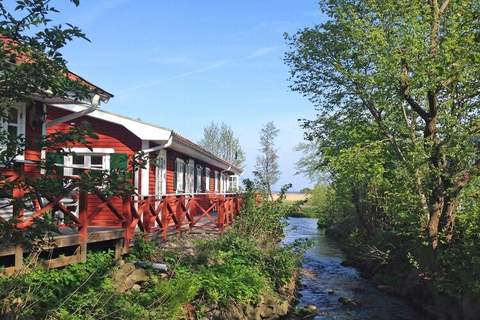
left=14, top=244, right=23, bottom=272
left=78, top=190, right=88, bottom=263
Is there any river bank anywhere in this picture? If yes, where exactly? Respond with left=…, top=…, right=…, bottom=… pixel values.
left=325, top=222, right=480, bottom=320
left=285, top=217, right=423, bottom=320
left=0, top=192, right=303, bottom=320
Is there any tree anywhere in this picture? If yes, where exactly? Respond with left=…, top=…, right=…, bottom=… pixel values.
left=254, top=122, right=280, bottom=200
left=0, top=1, right=139, bottom=247
left=285, top=0, right=480, bottom=255
left=198, top=122, right=245, bottom=168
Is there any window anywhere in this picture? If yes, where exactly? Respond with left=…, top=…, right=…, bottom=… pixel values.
left=1, top=104, right=26, bottom=160
left=205, top=167, right=211, bottom=192
left=214, top=171, right=219, bottom=192
left=185, top=159, right=195, bottom=194
left=175, top=158, right=185, bottom=193
left=195, top=165, right=203, bottom=193
left=221, top=173, right=228, bottom=193
left=229, top=175, right=239, bottom=192
left=155, top=150, right=167, bottom=196
left=64, top=153, right=110, bottom=177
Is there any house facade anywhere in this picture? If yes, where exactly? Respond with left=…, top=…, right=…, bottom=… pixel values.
left=44, top=104, right=242, bottom=227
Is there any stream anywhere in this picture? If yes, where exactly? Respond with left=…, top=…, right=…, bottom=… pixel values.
left=284, top=217, right=426, bottom=320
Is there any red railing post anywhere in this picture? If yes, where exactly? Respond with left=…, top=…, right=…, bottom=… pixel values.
left=161, top=196, right=170, bottom=241
left=216, top=195, right=225, bottom=232
left=78, top=189, right=88, bottom=263
left=122, top=196, right=133, bottom=252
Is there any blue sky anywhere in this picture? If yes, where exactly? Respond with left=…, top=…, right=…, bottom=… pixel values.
left=51, top=0, right=323, bottom=191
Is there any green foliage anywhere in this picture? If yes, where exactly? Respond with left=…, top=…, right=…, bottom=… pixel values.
left=198, top=121, right=246, bottom=168
left=0, top=251, right=200, bottom=320
left=197, top=253, right=266, bottom=306
left=233, top=180, right=289, bottom=243
left=286, top=0, right=480, bottom=303
left=127, top=235, right=156, bottom=261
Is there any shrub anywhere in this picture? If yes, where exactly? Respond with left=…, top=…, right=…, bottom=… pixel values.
left=127, top=235, right=156, bottom=261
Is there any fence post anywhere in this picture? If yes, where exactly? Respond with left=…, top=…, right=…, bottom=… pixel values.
left=161, top=196, right=169, bottom=241
left=217, top=196, right=225, bottom=232
left=78, top=189, right=88, bottom=263
left=122, top=196, right=133, bottom=253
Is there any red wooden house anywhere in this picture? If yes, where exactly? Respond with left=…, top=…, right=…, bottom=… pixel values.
left=1, top=73, right=243, bottom=271
left=45, top=104, right=242, bottom=227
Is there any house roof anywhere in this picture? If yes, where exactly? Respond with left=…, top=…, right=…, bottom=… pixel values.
left=50, top=104, right=242, bottom=174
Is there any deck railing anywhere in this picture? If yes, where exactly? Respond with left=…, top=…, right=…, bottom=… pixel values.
left=1, top=168, right=244, bottom=271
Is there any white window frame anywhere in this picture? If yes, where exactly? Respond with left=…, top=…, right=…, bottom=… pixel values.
left=1, top=103, right=26, bottom=161
left=175, top=158, right=185, bottom=193
left=205, top=167, right=211, bottom=192
left=185, top=159, right=195, bottom=194
left=229, top=175, right=239, bottom=192
left=155, top=150, right=167, bottom=196
left=63, top=148, right=113, bottom=177
left=195, top=164, right=203, bottom=193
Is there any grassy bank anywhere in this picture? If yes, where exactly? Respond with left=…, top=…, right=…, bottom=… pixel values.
left=0, top=190, right=304, bottom=320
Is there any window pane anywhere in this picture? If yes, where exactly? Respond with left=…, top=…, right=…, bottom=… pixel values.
left=91, top=155, right=103, bottom=166
left=8, top=125, right=17, bottom=137
left=8, top=108, right=18, bottom=124
left=73, top=155, right=84, bottom=165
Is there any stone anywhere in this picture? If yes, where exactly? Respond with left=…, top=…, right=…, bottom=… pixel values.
left=338, top=297, right=361, bottom=307
left=131, top=284, right=141, bottom=292
left=306, top=304, right=318, bottom=313
left=112, top=263, right=149, bottom=293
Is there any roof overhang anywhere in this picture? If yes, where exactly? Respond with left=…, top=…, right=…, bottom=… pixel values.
left=170, top=132, right=242, bottom=175
left=50, top=104, right=171, bottom=144
left=48, top=104, right=242, bottom=174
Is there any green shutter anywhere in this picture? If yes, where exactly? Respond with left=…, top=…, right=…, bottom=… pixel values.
left=110, top=153, right=128, bottom=170
left=46, top=152, right=64, bottom=176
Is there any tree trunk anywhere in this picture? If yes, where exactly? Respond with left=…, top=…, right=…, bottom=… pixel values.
left=442, top=197, right=459, bottom=242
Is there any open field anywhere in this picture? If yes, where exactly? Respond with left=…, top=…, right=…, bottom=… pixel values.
left=272, top=192, right=309, bottom=202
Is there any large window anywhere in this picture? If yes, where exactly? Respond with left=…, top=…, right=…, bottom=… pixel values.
left=175, top=158, right=185, bottom=193
left=214, top=171, right=219, bottom=192
left=155, top=150, right=167, bottom=196
left=185, top=159, right=195, bottom=194
left=195, top=164, right=203, bottom=193
left=205, top=167, right=211, bottom=192
left=228, top=175, right=239, bottom=192
left=1, top=104, right=26, bottom=160
left=64, top=153, right=110, bottom=177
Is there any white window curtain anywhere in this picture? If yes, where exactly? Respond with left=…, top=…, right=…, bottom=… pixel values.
left=195, top=165, right=203, bottom=193
left=176, top=158, right=185, bottom=193
left=214, top=171, right=219, bottom=192
left=205, top=167, right=211, bottom=192
left=1, top=104, right=26, bottom=160
left=185, top=159, right=195, bottom=194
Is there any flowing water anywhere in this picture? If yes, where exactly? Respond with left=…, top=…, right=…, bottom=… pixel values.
left=284, top=217, right=426, bottom=320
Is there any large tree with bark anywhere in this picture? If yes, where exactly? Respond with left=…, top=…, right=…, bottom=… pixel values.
left=286, top=0, right=480, bottom=253
left=0, top=0, right=138, bottom=247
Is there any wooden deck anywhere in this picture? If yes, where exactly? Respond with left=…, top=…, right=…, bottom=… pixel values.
left=0, top=227, right=125, bottom=274
left=0, top=207, right=236, bottom=274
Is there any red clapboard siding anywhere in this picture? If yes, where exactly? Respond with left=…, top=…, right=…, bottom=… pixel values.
left=47, top=106, right=142, bottom=227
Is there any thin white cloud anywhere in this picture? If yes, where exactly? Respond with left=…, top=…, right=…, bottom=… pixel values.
left=118, top=46, right=278, bottom=95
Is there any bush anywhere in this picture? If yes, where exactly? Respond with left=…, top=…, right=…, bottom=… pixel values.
left=127, top=235, right=156, bottom=261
